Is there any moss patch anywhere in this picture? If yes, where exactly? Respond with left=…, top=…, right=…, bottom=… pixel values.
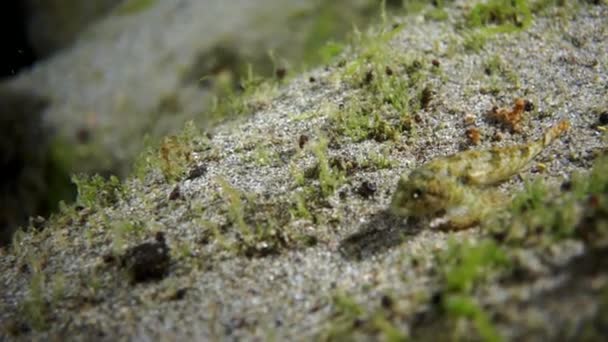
left=466, top=0, right=532, bottom=30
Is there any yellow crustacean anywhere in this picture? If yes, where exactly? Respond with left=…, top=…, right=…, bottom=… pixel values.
left=391, top=120, right=570, bottom=230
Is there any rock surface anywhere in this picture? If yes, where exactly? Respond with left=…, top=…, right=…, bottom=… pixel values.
left=1, top=1, right=607, bottom=340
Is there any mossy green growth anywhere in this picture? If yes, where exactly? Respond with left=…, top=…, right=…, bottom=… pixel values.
left=563, top=155, right=608, bottom=247
left=462, top=30, right=489, bottom=52
left=217, top=178, right=301, bottom=257
left=489, top=178, right=586, bottom=245
left=418, top=0, right=452, bottom=21
left=310, top=137, right=346, bottom=198
left=443, top=295, right=502, bottom=342
left=437, top=239, right=509, bottom=341
left=133, top=121, right=209, bottom=182
left=43, top=134, right=115, bottom=216
left=432, top=156, right=608, bottom=340
left=322, top=292, right=408, bottom=341
left=72, top=173, right=122, bottom=209
left=322, top=292, right=364, bottom=340
left=218, top=178, right=248, bottom=236
left=289, top=192, right=313, bottom=221
left=207, top=64, right=278, bottom=123
left=195, top=0, right=410, bottom=123
left=460, top=0, right=533, bottom=52
left=316, top=41, right=346, bottom=65
left=158, top=125, right=198, bottom=181
left=466, top=0, right=532, bottom=31
left=18, top=257, right=52, bottom=331
left=111, top=219, right=146, bottom=254
left=342, top=30, right=425, bottom=111
left=330, top=101, right=402, bottom=143
left=484, top=155, right=608, bottom=247
left=329, top=28, right=429, bottom=143
left=361, top=150, right=395, bottom=170
left=574, top=154, right=608, bottom=197
left=401, top=0, right=434, bottom=14
left=249, top=143, right=279, bottom=167
left=440, top=239, right=510, bottom=294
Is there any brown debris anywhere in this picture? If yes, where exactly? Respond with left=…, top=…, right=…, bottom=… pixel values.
left=168, top=185, right=182, bottom=201
left=121, top=233, right=171, bottom=284
left=463, top=113, right=482, bottom=145
left=363, top=69, right=374, bottom=85
left=275, top=67, right=287, bottom=80
left=466, top=127, right=482, bottom=145
left=489, top=98, right=529, bottom=133
left=298, top=134, right=309, bottom=149
left=186, top=164, right=208, bottom=180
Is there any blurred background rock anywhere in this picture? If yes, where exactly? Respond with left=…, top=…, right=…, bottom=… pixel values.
left=24, top=0, right=122, bottom=58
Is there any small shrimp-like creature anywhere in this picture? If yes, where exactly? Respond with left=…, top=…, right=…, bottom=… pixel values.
left=391, top=120, right=569, bottom=230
